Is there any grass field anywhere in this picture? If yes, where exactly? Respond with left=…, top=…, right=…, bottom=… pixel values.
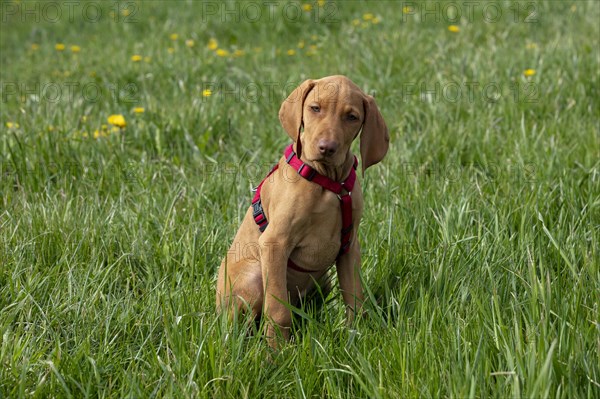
left=1, top=1, right=599, bottom=397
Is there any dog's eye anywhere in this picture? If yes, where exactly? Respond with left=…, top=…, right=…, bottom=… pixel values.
left=310, top=105, right=320, bottom=113
left=347, top=114, right=359, bottom=121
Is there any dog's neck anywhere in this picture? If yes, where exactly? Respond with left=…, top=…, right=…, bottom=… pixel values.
left=296, top=145, right=355, bottom=182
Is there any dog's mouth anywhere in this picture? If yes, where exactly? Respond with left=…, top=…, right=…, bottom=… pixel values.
left=306, top=153, right=349, bottom=176
left=308, top=154, right=338, bottom=166
left=307, top=146, right=341, bottom=164
left=310, top=154, right=332, bottom=163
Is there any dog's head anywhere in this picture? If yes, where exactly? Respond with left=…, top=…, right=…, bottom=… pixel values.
left=279, top=75, right=389, bottom=173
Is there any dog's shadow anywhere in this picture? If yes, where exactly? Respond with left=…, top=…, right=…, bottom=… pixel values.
left=246, top=269, right=414, bottom=343
left=291, top=270, right=414, bottom=337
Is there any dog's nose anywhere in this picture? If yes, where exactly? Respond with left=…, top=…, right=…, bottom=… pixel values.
left=318, top=139, right=338, bottom=157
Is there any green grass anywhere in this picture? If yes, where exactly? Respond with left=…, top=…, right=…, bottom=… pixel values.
left=1, top=1, right=599, bottom=397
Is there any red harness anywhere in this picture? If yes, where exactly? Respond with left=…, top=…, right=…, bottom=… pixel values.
left=252, top=144, right=358, bottom=273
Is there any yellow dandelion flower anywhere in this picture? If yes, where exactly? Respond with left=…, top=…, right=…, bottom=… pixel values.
left=317, top=0, right=325, bottom=6
left=48, top=125, right=54, bottom=132
left=93, top=129, right=101, bottom=139
left=287, top=49, right=296, bottom=56
left=448, top=25, right=460, bottom=33
left=185, top=39, right=195, bottom=48
left=170, top=33, right=178, bottom=40
left=121, top=8, right=131, bottom=16
left=372, top=17, right=381, bottom=24
left=298, top=40, right=305, bottom=49
left=107, top=114, right=126, bottom=128
left=55, top=43, right=66, bottom=51
left=71, top=45, right=81, bottom=53
left=363, top=13, right=374, bottom=21
left=6, top=122, right=20, bottom=129
left=523, top=69, right=536, bottom=77
left=167, top=47, right=175, bottom=54
left=82, top=131, right=89, bottom=138
left=131, top=54, right=142, bottom=62
left=233, top=49, right=245, bottom=57
left=216, top=48, right=229, bottom=57
left=302, top=4, right=313, bottom=12
left=31, top=43, right=40, bottom=51
left=133, top=107, right=145, bottom=114
left=402, top=6, right=413, bottom=14
left=208, top=38, right=218, bottom=50
left=202, top=89, right=212, bottom=97
left=81, top=115, right=88, bottom=123
left=352, top=19, right=360, bottom=26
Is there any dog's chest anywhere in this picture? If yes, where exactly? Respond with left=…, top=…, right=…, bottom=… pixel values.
left=292, top=191, right=343, bottom=267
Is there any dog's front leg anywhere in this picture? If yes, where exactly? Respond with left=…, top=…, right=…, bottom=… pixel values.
left=336, top=243, right=364, bottom=323
left=259, top=234, right=291, bottom=348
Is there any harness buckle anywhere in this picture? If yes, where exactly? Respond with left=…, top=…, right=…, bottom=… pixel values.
left=252, top=199, right=269, bottom=232
left=298, top=163, right=317, bottom=181
left=252, top=199, right=263, bottom=218
left=286, top=151, right=295, bottom=164
left=337, top=191, right=351, bottom=201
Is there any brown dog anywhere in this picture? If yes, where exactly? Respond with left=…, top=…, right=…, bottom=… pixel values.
left=216, top=75, right=389, bottom=347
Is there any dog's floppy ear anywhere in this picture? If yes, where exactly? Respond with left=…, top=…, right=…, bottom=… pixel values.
left=279, top=79, right=316, bottom=143
left=360, top=94, right=390, bottom=172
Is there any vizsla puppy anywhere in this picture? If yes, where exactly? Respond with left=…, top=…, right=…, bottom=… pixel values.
left=216, top=75, right=389, bottom=348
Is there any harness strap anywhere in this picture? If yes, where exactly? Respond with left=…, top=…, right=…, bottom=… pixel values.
left=252, top=144, right=358, bottom=272
left=339, top=193, right=353, bottom=256
left=252, top=164, right=279, bottom=232
left=283, top=145, right=358, bottom=194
